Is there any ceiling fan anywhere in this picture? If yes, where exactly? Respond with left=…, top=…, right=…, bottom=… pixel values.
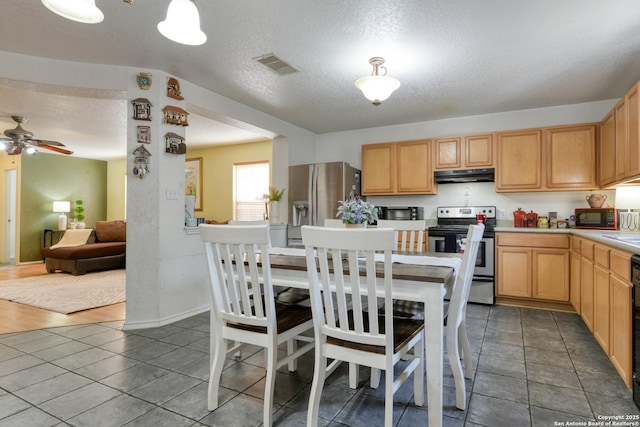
left=0, top=116, right=73, bottom=156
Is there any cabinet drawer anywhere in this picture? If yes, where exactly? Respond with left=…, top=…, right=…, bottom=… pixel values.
left=497, top=232, right=570, bottom=248
left=610, top=250, right=631, bottom=280
left=594, top=245, right=610, bottom=267
left=581, top=240, right=595, bottom=260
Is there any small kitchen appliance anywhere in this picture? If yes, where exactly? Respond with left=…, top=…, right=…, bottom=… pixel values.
left=428, top=206, right=496, bottom=304
left=377, top=206, right=424, bottom=221
left=574, top=207, right=618, bottom=230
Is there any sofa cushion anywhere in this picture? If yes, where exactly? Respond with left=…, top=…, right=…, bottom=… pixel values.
left=95, top=220, right=126, bottom=242
left=42, top=242, right=126, bottom=260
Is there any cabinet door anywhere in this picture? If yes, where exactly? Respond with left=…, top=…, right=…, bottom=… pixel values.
left=616, top=98, right=629, bottom=181
left=610, top=275, right=632, bottom=388
left=532, top=249, right=570, bottom=301
left=570, top=250, right=581, bottom=313
left=361, top=143, right=395, bottom=194
left=465, top=133, right=494, bottom=168
left=546, top=125, right=597, bottom=189
left=593, top=264, right=610, bottom=353
left=497, top=247, right=531, bottom=297
left=580, top=256, right=595, bottom=331
left=627, top=84, right=640, bottom=179
left=496, top=129, right=542, bottom=191
left=396, top=140, right=434, bottom=194
left=600, top=110, right=617, bottom=187
left=434, top=137, right=461, bottom=170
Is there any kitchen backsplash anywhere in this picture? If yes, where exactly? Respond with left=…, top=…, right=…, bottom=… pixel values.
left=367, top=182, right=627, bottom=222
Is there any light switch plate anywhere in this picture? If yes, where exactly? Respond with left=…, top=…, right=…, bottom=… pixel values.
left=166, top=188, right=178, bottom=200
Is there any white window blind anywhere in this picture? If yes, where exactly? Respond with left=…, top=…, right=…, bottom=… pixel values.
left=234, top=162, right=269, bottom=221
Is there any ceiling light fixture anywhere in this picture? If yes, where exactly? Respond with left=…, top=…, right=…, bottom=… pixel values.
left=41, top=0, right=104, bottom=24
left=355, top=57, right=400, bottom=106
left=158, top=0, right=207, bottom=46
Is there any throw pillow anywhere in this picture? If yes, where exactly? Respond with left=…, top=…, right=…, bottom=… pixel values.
left=95, top=220, right=126, bottom=242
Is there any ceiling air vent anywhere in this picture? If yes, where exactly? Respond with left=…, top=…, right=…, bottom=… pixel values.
left=254, top=53, right=299, bottom=76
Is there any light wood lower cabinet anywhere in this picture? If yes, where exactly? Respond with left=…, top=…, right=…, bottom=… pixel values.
left=570, top=249, right=581, bottom=313
left=496, top=233, right=570, bottom=304
left=580, top=256, right=595, bottom=331
left=610, top=275, right=632, bottom=388
left=593, top=264, right=610, bottom=351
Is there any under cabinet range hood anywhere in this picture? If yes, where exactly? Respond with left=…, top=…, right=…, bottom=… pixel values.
left=434, top=168, right=495, bottom=184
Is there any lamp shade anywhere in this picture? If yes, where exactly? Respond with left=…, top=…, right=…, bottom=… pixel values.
left=615, top=186, right=640, bottom=210
left=41, top=0, right=104, bottom=24
left=355, top=75, right=401, bottom=106
left=157, top=0, right=207, bottom=46
left=53, top=201, right=71, bottom=213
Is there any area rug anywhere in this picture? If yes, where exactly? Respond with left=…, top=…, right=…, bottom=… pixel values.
left=0, top=270, right=125, bottom=314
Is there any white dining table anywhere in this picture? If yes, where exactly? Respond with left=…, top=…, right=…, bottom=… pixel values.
left=263, top=248, right=458, bottom=427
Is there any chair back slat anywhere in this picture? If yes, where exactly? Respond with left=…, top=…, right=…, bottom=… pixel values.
left=377, top=219, right=426, bottom=252
left=447, top=224, right=484, bottom=330
left=302, top=226, right=395, bottom=348
left=200, top=224, right=274, bottom=329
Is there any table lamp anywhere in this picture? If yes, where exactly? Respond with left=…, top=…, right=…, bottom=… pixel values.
left=615, top=186, right=640, bottom=232
left=53, top=201, right=71, bottom=231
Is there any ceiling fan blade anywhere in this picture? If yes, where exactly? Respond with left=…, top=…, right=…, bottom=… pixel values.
left=39, top=144, right=73, bottom=155
left=31, top=138, right=66, bottom=147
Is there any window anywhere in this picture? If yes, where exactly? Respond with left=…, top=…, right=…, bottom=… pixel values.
left=234, top=161, right=269, bottom=220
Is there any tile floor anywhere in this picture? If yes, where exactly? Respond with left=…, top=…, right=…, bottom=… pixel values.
left=0, top=304, right=638, bottom=426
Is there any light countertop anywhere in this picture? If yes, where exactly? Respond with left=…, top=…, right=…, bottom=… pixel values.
left=494, top=226, right=640, bottom=254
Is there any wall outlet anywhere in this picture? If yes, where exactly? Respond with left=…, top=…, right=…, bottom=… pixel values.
left=498, top=209, right=506, bottom=219
left=166, top=188, right=178, bottom=200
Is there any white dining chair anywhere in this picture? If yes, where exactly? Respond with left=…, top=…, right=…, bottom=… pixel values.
left=367, top=223, right=483, bottom=410
left=376, top=219, right=426, bottom=252
left=323, top=218, right=345, bottom=228
left=199, top=224, right=314, bottom=427
left=445, top=223, right=484, bottom=410
left=301, top=225, right=424, bottom=427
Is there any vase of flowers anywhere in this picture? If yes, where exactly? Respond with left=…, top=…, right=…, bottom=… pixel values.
left=336, top=188, right=378, bottom=225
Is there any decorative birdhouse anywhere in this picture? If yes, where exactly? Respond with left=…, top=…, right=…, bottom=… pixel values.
left=165, top=132, right=186, bottom=154
left=131, top=98, right=152, bottom=121
left=162, top=105, right=189, bottom=126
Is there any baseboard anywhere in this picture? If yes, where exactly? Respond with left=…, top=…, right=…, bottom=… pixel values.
left=122, top=305, right=210, bottom=330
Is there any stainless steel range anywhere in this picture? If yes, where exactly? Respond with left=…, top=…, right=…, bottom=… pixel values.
left=428, top=206, right=496, bottom=304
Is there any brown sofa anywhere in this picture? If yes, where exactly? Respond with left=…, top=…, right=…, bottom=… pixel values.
left=41, top=220, right=126, bottom=275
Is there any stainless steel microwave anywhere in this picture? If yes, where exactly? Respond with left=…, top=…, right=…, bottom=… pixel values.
left=377, top=206, right=424, bottom=221
left=575, top=208, right=618, bottom=230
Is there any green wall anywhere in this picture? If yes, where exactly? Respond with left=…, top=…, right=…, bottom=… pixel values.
left=21, top=153, right=107, bottom=262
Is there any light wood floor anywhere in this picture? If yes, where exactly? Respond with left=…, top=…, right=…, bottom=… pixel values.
left=0, top=263, right=125, bottom=335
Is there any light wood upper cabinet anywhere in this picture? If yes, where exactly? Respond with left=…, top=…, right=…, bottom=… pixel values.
left=434, top=133, right=494, bottom=170
left=627, top=84, right=640, bottom=179
left=495, top=129, right=543, bottom=191
left=361, top=142, right=396, bottom=194
left=434, top=137, right=461, bottom=170
left=616, top=97, right=629, bottom=181
left=546, top=124, right=597, bottom=189
left=496, top=125, right=597, bottom=192
left=396, top=140, right=434, bottom=194
left=361, top=139, right=435, bottom=195
left=600, top=109, right=616, bottom=188
left=465, top=133, right=494, bottom=168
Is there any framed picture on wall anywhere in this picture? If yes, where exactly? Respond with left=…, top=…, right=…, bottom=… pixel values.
left=185, top=157, right=203, bottom=211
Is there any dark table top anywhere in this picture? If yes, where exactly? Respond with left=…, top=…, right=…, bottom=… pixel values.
left=263, top=251, right=457, bottom=286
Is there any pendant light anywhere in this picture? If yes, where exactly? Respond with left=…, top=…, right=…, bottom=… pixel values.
left=157, top=0, right=207, bottom=46
left=41, top=0, right=104, bottom=24
left=355, top=57, right=401, bottom=106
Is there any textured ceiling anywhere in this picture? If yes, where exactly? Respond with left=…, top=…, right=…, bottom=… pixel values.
left=1, top=0, right=640, bottom=159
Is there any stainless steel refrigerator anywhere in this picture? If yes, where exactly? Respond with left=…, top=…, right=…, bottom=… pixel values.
left=287, top=162, right=361, bottom=246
